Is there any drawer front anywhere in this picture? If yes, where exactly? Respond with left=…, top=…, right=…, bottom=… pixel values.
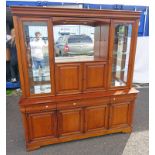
left=57, top=97, right=110, bottom=110
left=111, top=94, right=136, bottom=104
left=25, top=103, right=56, bottom=113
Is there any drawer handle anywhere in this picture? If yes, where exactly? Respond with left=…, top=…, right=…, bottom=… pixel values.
left=45, top=105, right=49, bottom=108
left=73, top=102, right=77, bottom=106
left=113, top=98, right=116, bottom=101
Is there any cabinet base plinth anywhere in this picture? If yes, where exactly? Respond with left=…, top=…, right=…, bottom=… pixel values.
left=26, top=127, right=132, bottom=151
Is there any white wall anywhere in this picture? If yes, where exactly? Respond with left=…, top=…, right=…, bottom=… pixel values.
left=134, top=37, right=149, bottom=83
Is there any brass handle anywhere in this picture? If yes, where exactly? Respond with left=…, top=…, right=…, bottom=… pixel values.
left=73, top=102, right=77, bottom=106
left=45, top=105, right=49, bottom=108
left=113, top=98, right=116, bottom=101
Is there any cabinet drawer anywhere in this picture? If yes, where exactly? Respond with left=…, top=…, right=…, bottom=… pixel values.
left=25, top=103, right=56, bottom=113
left=111, top=94, right=135, bottom=104
left=57, top=97, right=110, bottom=110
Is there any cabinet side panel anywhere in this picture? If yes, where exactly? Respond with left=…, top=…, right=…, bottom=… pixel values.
left=13, top=16, right=26, bottom=96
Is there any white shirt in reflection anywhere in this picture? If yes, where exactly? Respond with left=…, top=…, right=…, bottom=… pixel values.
left=30, top=39, right=47, bottom=60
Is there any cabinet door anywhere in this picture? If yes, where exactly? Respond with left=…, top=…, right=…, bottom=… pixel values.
left=109, top=102, right=132, bottom=129
left=85, top=105, right=108, bottom=132
left=108, top=20, right=138, bottom=88
left=20, top=20, right=55, bottom=96
left=56, top=63, right=82, bottom=94
left=84, top=62, right=107, bottom=91
left=27, top=111, right=57, bottom=140
left=58, top=108, right=84, bottom=136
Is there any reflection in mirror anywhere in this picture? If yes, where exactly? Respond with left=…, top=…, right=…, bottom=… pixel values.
left=23, top=22, right=51, bottom=94
left=53, top=24, right=109, bottom=63
left=111, top=24, right=132, bottom=87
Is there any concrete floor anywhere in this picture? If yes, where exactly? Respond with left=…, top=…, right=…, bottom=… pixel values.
left=6, top=88, right=149, bottom=155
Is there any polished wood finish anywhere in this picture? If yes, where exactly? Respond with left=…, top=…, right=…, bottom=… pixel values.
left=27, top=111, right=57, bottom=140
left=84, top=62, right=107, bottom=91
left=85, top=104, right=108, bottom=132
left=109, top=102, right=131, bottom=129
left=11, top=7, right=140, bottom=151
left=58, top=108, right=84, bottom=137
left=56, top=63, right=82, bottom=94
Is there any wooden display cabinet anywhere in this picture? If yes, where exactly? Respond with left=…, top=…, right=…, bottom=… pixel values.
left=11, top=7, right=140, bottom=151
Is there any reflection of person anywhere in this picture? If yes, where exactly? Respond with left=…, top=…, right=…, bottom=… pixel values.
left=27, top=32, right=47, bottom=81
left=28, top=32, right=46, bottom=69
left=6, top=28, right=19, bottom=82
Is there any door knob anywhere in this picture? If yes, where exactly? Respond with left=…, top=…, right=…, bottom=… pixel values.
left=73, top=102, right=77, bottom=106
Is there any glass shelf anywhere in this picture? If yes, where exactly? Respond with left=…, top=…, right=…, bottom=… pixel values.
left=112, top=79, right=126, bottom=86
left=113, top=51, right=129, bottom=55
left=112, top=65, right=126, bottom=72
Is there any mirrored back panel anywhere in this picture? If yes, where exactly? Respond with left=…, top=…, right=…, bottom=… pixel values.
left=53, top=21, right=109, bottom=63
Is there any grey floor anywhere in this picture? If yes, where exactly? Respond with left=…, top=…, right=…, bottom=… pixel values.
left=6, top=88, right=149, bottom=155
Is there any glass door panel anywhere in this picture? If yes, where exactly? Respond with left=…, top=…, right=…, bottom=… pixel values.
left=111, top=24, right=132, bottom=87
left=23, top=21, right=51, bottom=94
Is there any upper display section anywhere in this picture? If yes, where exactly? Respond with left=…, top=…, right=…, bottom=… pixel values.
left=12, top=7, right=140, bottom=97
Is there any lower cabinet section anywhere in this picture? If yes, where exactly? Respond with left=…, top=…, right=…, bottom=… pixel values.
left=22, top=94, right=136, bottom=151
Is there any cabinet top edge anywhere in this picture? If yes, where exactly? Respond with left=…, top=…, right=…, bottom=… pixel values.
left=11, top=6, right=141, bottom=19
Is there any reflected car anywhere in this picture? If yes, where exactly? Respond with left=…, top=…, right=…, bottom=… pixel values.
left=55, top=35, right=94, bottom=56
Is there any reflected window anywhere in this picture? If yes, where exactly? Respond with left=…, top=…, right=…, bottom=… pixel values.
left=23, top=22, right=51, bottom=94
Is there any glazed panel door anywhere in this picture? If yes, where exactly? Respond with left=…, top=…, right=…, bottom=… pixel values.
left=18, top=18, right=55, bottom=96
left=108, top=20, right=139, bottom=89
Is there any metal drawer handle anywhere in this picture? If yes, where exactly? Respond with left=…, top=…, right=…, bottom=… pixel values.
left=73, top=102, right=77, bottom=106
left=45, top=105, right=49, bottom=108
left=113, top=98, right=116, bottom=101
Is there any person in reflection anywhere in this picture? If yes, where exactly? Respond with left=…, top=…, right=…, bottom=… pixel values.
left=28, top=32, right=47, bottom=81
left=6, top=28, right=19, bottom=82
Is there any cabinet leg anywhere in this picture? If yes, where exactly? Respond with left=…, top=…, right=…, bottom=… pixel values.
left=122, top=127, right=132, bottom=133
left=26, top=144, right=41, bottom=151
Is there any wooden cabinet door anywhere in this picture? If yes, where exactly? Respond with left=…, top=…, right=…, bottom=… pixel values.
left=55, top=63, right=82, bottom=95
left=109, top=102, right=132, bottom=129
left=84, top=62, right=107, bottom=91
left=27, top=111, right=57, bottom=140
left=85, top=105, right=108, bottom=132
left=58, top=108, right=84, bottom=137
